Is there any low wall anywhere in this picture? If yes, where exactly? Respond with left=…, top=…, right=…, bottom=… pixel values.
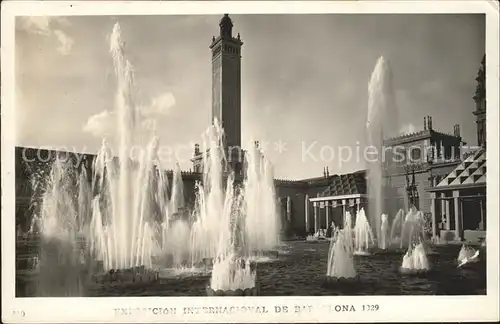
left=464, top=230, right=486, bottom=245
left=439, top=230, right=460, bottom=242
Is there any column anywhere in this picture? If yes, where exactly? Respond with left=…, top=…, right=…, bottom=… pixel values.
left=430, top=192, right=436, bottom=238
left=332, top=200, right=338, bottom=228
left=453, top=190, right=461, bottom=241
left=304, top=194, right=309, bottom=233
left=342, top=199, right=346, bottom=227
left=440, top=192, right=446, bottom=223
left=445, top=199, right=451, bottom=230
left=325, top=201, right=330, bottom=229
left=479, top=199, right=484, bottom=230
left=286, top=196, right=292, bottom=222
left=313, top=202, right=319, bottom=233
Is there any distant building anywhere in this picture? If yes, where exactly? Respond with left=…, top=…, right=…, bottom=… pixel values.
left=276, top=170, right=368, bottom=237
left=381, top=117, right=464, bottom=219
left=275, top=115, right=466, bottom=237
left=427, top=55, right=486, bottom=244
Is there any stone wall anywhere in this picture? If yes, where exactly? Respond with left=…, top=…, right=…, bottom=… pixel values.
left=385, top=170, right=430, bottom=215
left=274, top=182, right=308, bottom=236
left=274, top=177, right=335, bottom=236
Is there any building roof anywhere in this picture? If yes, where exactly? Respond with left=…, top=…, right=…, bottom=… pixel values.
left=383, top=128, right=463, bottom=146
left=321, top=170, right=367, bottom=197
left=434, top=149, right=486, bottom=189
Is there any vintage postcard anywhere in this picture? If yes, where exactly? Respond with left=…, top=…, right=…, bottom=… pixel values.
left=1, top=0, right=499, bottom=323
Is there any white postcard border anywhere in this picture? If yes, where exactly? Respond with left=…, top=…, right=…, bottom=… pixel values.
left=2, top=1, right=499, bottom=323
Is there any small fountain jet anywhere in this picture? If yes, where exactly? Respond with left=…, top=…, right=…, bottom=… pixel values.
left=325, top=228, right=357, bottom=284
left=400, top=241, right=430, bottom=275
left=353, top=208, right=375, bottom=255
left=457, top=245, right=480, bottom=268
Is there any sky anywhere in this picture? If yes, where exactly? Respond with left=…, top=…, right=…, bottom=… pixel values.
left=15, top=14, right=485, bottom=179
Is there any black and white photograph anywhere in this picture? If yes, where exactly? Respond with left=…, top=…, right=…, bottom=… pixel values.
left=2, top=1, right=499, bottom=323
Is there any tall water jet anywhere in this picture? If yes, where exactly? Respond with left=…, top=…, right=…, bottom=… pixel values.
left=344, top=211, right=353, bottom=230
left=158, top=163, right=189, bottom=267
left=32, top=158, right=86, bottom=296
left=163, top=219, right=191, bottom=268
left=342, top=211, right=354, bottom=249
left=190, top=120, right=233, bottom=263
left=169, top=162, right=185, bottom=217
left=390, top=209, right=405, bottom=246
left=90, top=136, right=167, bottom=270
left=242, top=142, right=280, bottom=256
left=366, top=56, right=399, bottom=247
left=86, top=22, right=170, bottom=271
left=399, top=208, right=426, bottom=249
left=77, top=166, right=92, bottom=236
left=379, top=213, right=389, bottom=250
left=353, top=208, right=375, bottom=255
left=113, top=22, right=136, bottom=267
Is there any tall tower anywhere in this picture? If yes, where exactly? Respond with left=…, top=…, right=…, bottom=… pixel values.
left=473, top=54, right=486, bottom=148
left=191, top=14, right=244, bottom=175
left=210, top=14, right=243, bottom=172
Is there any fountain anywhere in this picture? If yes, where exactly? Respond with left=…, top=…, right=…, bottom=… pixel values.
left=196, top=130, right=280, bottom=294
left=162, top=219, right=191, bottom=268
left=189, top=121, right=237, bottom=265
left=388, top=207, right=426, bottom=250
left=207, top=253, right=257, bottom=296
left=28, top=23, right=177, bottom=289
left=457, top=244, right=480, bottom=268
left=28, top=23, right=195, bottom=292
left=379, top=213, right=389, bottom=250
left=157, top=163, right=190, bottom=269
left=241, top=141, right=280, bottom=258
left=305, top=229, right=328, bottom=243
left=400, top=242, right=430, bottom=275
left=25, top=21, right=279, bottom=295
left=389, top=209, right=405, bottom=247
left=366, top=56, right=399, bottom=246
left=325, top=227, right=358, bottom=286
left=86, top=22, right=171, bottom=273
left=353, top=208, right=375, bottom=255
left=343, top=211, right=354, bottom=248
left=169, top=162, right=185, bottom=216
left=31, top=158, right=87, bottom=296
left=399, top=207, right=426, bottom=248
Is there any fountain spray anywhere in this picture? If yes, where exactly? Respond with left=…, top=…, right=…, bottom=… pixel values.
left=366, top=56, right=399, bottom=247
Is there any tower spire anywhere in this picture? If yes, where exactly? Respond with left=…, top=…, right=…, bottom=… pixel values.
left=207, top=14, right=244, bottom=176
left=219, top=14, right=233, bottom=39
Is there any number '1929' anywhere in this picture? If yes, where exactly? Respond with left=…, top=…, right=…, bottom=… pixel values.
left=362, top=305, right=379, bottom=311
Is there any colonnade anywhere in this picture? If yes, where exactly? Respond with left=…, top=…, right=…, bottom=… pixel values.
left=429, top=189, right=485, bottom=240
left=305, top=194, right=366, bottom=233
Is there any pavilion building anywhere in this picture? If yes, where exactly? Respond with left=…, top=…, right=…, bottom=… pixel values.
left=427, top=55, right=486, bottom=244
